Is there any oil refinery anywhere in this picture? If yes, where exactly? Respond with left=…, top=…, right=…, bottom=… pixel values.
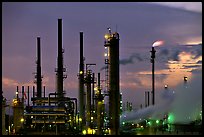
left=1, top=18, right=202, bottom=135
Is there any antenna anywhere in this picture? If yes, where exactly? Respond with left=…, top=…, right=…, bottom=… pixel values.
left=116, top=24, right=118, bottom=32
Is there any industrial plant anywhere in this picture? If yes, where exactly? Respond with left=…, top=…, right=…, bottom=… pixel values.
left=1, top=19, right=202, bottom=135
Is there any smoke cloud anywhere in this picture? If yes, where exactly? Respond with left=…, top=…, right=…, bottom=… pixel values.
left=100, top=53, right=144, bottom=71
left=120, top=88, right=175, bottom=124
left=120, top=73, right=202, bottom=124
left=120, top=53, right=143, bottom=65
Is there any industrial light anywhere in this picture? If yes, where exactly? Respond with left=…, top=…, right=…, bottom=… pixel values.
left=82, top=129, right=86, bottom=135
left=104, top=34, right=110, bottom=39
left=87, top=128, right=94, bottom=134
left=94, top=87, right=98, bottom=91
left=16, top=92, right=18, bottom=95
left=79, top=71, right=83, bottom=74
left=104, top=53, right=108, bottom=57
left=20, top=118, right=24, bottom=122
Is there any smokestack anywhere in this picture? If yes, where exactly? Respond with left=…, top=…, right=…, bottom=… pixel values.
left=56, top=18, right=66, bottom=103
left=104, top=30, right=120, bottom=135
left=79, top=31, right=85, bottom=129
left=150, top=46, right=156, bottom=105
left=36, top=37, right=42, bottom=98
left=57, top=18, right=63, bottom=98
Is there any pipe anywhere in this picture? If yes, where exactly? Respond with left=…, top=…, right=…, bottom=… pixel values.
left=97, top=72, right=102, bottom=135
left=147, top=91, right=150, bottom=106
left=70, top=98, right=77, bottom=117
left=27, top=86, right=29, bottom=106
left=92, top=73, right=95, bottom=111
left=16, top=86, right=19, bottom=99
left=145, top=92, right=147, bottom=107
left=33, top=86, right=35, bottom=106
left=48, top=92, right=58, bottom=106
left=86, top=70, right=92, bottom=128
left=22, top=86, right=24, bottom=103
left=36, top=37, right=42, bottom=98
left=44, top=86, right=45, bottom=98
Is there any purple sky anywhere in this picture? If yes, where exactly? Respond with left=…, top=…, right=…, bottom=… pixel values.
left=2, top=2, right=202, bottom=111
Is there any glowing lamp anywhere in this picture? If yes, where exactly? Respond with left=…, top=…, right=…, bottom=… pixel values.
left=20, top=118, right=24, bottom=122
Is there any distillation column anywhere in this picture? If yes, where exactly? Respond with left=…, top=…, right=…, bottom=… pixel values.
left=104, top=30, right=120, bottom=135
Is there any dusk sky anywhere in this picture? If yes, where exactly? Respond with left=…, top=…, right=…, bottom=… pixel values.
left=2, top=2, right=202, bottom=114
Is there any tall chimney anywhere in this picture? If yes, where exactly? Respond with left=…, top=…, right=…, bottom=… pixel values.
left=79, top=31, right=85, bottom=129
left=56, top=18, right=64, bottom=101
left=36, top=37, right=42, bottom=98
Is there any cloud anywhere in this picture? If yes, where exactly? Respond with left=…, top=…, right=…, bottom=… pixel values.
left=151, top=2, right=202, bottom=13
left=196, top=60, right=202, bottom=64
left=3, top=77, right=19, bottom=87
left=157, top=43, right=202, bottom=64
